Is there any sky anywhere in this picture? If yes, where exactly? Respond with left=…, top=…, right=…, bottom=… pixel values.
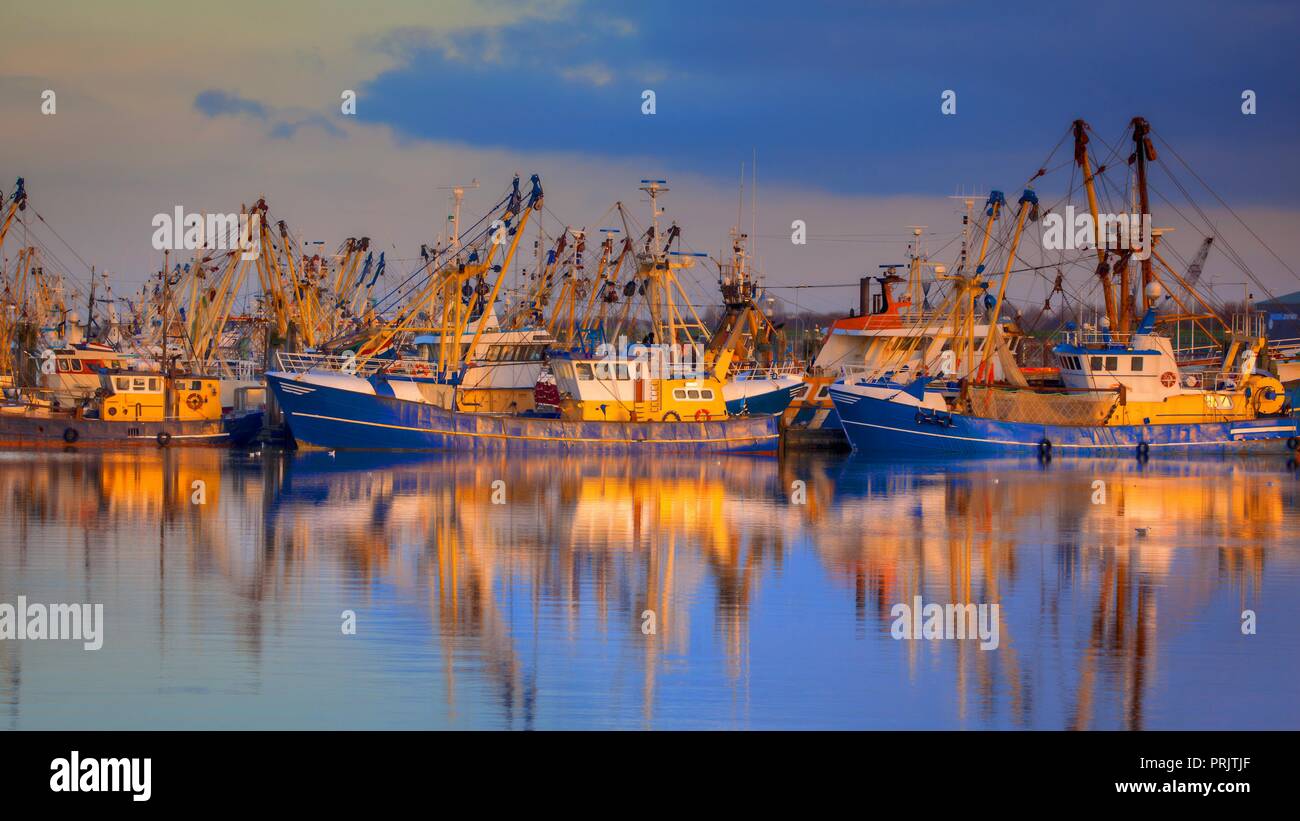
left=2, top=0, right=1299, bottom=313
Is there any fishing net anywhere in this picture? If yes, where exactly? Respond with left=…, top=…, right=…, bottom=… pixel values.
left=968, top=386, right=1119, bottom=426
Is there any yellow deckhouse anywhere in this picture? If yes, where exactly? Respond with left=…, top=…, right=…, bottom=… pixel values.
left=100, top=371, right=223, bottom=423
left=550, top=345, right=729, bottom=422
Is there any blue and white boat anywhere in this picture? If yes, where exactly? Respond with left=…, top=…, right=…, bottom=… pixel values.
left=723, top=367, right=806, bottom=416
left=831, top=309, right=1298, bottom=458
left=267, top=364, right=779, bottom=453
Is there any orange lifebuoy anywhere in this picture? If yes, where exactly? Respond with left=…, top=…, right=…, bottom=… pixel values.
left=694, top=408, right=711, bottom=422
left=185, top=393, right=204, bottom=410
left=1160, top=371, right=1176, bottom=388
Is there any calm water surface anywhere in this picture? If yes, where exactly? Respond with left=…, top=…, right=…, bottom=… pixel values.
left=1, top=447, right=1297, bottom=730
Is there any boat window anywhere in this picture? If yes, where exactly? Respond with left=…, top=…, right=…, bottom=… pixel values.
left=687, top=389, right=701, bottom=400
left=132, top=377, right=147, bottom=391
left=148, top=378, right=159, bottom=391
left=593, top=362, right=610, bottom=379
left=1131, top=356, right=1143, bottom=371
left=576, top=363, right=593, bottom=381
left=1105, top=356, right=1118, bottom=371
left=673, top=389, right=686, bottom=400
left=114, top=377, right=129, bottom=391
left=701, top=389, right=714, bottom=400
left=1090, top=356, right=1103, bottom=371
left=816, top=385, right=829, bottom=399
left=57, top=358, right=68, bottom=372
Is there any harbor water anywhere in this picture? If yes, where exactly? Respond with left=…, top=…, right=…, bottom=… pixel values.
left=1, top=448, right=1297, bottom=730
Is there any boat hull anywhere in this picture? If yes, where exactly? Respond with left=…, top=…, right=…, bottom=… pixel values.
left=723, top=376, right=807, bottom=416
left=0, top=408, right=264, bottom=448
left=830, top=385, right=1299, bottom=457
left=269, top=372, right=778, bottom=453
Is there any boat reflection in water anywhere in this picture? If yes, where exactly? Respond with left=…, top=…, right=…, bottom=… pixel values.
left=0, top=448, right=1297, bottom=729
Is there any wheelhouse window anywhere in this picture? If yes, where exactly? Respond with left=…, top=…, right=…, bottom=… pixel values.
left=1090, top=356, right=1103, bottom=371
left=1105, top=356, right=1118, bottom=371
left=575, top=363, right=593, bottom=381
left=1131, top=356, right=1143, bottom=371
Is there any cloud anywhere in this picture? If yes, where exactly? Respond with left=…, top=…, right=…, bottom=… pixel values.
left=195, top=89, right=345, bottom=140
left=194, top=90, right=269, bottom=119
left=560, top=62, right=615, bottom=87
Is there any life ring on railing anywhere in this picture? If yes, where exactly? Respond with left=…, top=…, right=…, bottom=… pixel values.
left=1184, top=373, right=1201, bottom=388
left=1160, top=371, right=1176, bottom=388
left=62, top=427, right=79, bottom=444
left=694, top=408, right=711, bottom=422
left=185, top=393, right=204, bottom=411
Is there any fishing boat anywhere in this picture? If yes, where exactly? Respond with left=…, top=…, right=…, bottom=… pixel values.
left=782, top=224, right=1019, bottom=448
left=710, top=228, right=807, bottom=416
left=0, top=370, right=263, bottom=447
left=267, top=177, right=779, bottom=453
left=830, top=118, right=1299, bottom=458
left=832, top=307, right=1296, bottom=456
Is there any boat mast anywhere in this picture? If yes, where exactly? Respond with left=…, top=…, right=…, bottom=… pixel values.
left=85, top=266, right=96, bottom=343
left=1073, top=120, right=1119, bottom=335
left=161, top=250, right=172, bottom=418
left=1131, top=117, right=1157, bottom=315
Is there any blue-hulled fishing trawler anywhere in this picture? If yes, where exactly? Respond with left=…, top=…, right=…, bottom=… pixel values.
left=830, top=119, right=1298, bottom=458
left=268, top=177, right=780, bottom=453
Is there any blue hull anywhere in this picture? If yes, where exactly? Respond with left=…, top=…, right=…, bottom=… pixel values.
left=724, top=383, right=805, bottom=416
left=224, top=410, right=265, bottom=447
left=830, top=387, right=1299, bottom=457
left=269, top=373, right=779, bottom=453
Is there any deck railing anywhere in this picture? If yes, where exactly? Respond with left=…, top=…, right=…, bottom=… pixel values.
left=275, top=352, right=385, bottom=375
